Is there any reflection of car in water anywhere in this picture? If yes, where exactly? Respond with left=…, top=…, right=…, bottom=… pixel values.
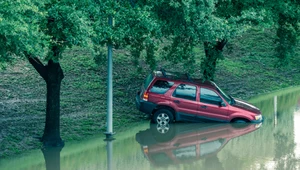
left=135, top=123, right=261, bottom=167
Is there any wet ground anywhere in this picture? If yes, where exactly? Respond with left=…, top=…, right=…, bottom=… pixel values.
left=1, top=87, right=300, bottom=170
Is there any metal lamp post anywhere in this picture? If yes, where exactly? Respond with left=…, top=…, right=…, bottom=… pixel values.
left=105, top=15, right=115, bottom=139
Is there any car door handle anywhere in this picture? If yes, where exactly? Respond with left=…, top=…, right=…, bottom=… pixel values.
left=200, top=105, right=207, bottom=109
left=173, top=100, right=180, bottom=104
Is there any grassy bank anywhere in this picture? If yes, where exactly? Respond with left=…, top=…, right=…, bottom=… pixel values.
left=0, top=28, right=299, bottom=158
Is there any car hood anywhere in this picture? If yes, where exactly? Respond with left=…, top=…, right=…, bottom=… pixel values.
left=232, top=99, right=261, bottom=114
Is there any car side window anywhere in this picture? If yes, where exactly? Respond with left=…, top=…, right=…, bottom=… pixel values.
left=200, top=88, right=223, bottom=105
left=173, top=84, right=196, bottom=101
left=149, top=80, right=174, bottom=94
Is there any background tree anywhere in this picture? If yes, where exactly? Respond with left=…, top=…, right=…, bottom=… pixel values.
left=215, top=0, right=300, bottom=67
left=149, top=0, right=227, bottom=80
left=143, top=0, right=299, bottom=80
left=273, top=1, right=300, bottom=66
left=143, top=0, right=266, bottom=80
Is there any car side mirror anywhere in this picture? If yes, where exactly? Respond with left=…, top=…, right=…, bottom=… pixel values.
left=219, top=101, right=226, bottom=107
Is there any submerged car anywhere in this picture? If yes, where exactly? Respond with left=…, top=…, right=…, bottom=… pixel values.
left=136, top=70, right=263, bottom=124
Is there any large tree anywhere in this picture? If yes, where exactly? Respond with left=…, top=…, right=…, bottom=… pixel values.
left=1, top=0, right=95, bottom=146
left=215, top=0, right=300, bottom=67
left=142, top=0, right=265, bottom=80
left=143, top=0, right=299, bottom=80
left=1, top=0, right=162, bottom=146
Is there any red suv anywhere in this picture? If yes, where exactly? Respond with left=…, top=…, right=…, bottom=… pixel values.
left=136, top=70, right=263, bottom=124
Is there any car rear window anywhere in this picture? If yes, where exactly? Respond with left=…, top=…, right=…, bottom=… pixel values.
left=144, top=73, right=154, bottom=89
left=150, top=80, right=174, bottom=94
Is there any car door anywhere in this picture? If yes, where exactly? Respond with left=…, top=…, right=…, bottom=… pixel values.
left=198, top=87, right=229, bottom=122
left=171, top=84, right=199, bottom=121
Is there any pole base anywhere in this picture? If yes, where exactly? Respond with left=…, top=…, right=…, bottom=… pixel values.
left=104, top=132, right=115, bottom=141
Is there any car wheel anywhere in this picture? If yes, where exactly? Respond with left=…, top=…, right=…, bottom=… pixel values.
left=152, top=109, right=174, bottom=125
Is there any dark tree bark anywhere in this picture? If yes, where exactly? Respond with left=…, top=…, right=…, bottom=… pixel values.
left=202, top=39, right=228, bottom=80
left=275, top=12, right=298, bottom=67
left=43, top=59, right=64, bottom=146
left=27, top=47, right=64, bottom=147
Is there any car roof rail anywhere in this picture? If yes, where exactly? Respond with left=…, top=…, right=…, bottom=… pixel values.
left=157, top=68, right=193, bottom=82
left=160, top=68, right=167, bottom=77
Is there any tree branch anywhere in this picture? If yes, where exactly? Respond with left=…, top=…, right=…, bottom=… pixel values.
left=28, top=57, right=47, bottom=80
left=216, top=39, right=228, bottom=51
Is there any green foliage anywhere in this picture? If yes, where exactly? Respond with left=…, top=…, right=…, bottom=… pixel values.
left=1, top=0, right=299, bottom=74
left=83, top=0, right=162, bottom=69
left=142, top=0, right=274, bottom=80
left=0, top=0, right=48, bottom=65
left=115, top=1, right=161, bottom=69
left=216, top=0, right=300, bottom=67
left=154, top=0, right=218, bottom=58
left=274, top=1, right=300, bottom=67
left=0, top=0, right=99, bottom=63
left=44, top=0, right=94, bottom=60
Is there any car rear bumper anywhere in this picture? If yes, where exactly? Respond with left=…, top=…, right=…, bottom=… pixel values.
left=136, top=93, right=157, bottom=115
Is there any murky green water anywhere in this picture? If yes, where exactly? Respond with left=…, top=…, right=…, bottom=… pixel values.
left=1, top=86, right=300, bottom=170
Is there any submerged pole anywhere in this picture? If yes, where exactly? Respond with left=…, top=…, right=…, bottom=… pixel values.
left=105, top=15, right=114, bottom=139
left=274, top=95, right=277, bottom=126
left=106, top=139, right=113, bottom=170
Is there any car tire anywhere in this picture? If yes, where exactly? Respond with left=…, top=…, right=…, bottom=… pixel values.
left=152, top=109, right=174, bottom=124
left=232, top=119, right=248, bottom=123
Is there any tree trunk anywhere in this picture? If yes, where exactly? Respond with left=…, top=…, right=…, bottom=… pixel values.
left=43, top=60, right=64, bottom=146
left=202, top=39, right=227, bottom=80
left=275, top=12, right=298, bottom=67
left=203, top=42, right=217, bottom=81
left=28, top=55, right=64, bottom=147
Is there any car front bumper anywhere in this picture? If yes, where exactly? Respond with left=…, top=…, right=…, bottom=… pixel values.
left=251, top=115, right=264, bottom=123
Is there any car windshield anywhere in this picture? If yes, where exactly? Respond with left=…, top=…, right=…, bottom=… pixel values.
left=214, top=84, right=233, bottom=105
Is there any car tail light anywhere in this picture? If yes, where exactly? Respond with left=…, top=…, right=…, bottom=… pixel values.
left=143, top=92, right=149, bottom=101
left=143, top=146, right=148, bottom=154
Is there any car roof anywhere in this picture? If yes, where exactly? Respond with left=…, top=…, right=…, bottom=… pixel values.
left=152, top=70, right=217, bottom=89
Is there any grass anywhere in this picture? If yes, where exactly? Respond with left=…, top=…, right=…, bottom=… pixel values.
left=0, top=28, right=300, bottom=158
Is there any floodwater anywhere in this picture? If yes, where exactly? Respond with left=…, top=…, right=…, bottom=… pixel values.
left=1, top=87, right=300, bottom=170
